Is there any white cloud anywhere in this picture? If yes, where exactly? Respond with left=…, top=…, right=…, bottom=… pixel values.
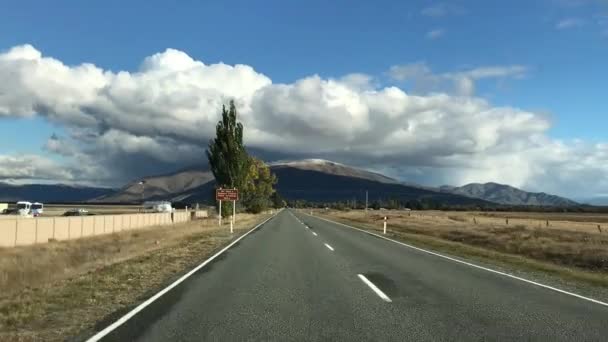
left=556, top=18, right=586, bottom=29
left=0, top=154, right=74, bottom=181
left=0, top=44, right=606, bottom=198
left=426, top=29, right=445, bottom=39
left=388, top=62, right=527, bottom=96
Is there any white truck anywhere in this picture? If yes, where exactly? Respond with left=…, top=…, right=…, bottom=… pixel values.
left=143, top=201, right=174, bottom=213
left=16, top=201, right=32, bottom=216
left=31, top=202, right=44, bottom=216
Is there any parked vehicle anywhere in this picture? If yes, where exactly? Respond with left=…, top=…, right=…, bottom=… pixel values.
left=143, top=201, right=174, bottom=213
left=16, top=201, right=32, bottom=216
left=31, top=202, right=44, bottom=216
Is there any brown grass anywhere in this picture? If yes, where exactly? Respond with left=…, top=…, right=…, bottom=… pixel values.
left=317, top=209, right=608, bottom=285
left=0, top=213, right=269, bottom=341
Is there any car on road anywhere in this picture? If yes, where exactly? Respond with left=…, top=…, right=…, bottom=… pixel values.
left=143, top=201, right=174, bottom=213
left=63, top=208, right=92, bottom=216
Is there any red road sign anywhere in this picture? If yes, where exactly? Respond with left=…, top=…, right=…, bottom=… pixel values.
left=216, top=188, right=239, bottom=201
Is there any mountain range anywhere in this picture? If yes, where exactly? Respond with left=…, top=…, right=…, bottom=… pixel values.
left=439, top=183, right=578, bottom=207
left=0, top=159, right=583, bottom=207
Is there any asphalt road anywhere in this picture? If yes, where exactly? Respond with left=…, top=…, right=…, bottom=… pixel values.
left=93, top=209, right=608, bottom=341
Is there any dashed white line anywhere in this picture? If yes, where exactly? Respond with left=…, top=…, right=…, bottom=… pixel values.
left=324, top=243, right=334, bottom=251
left=312, top=232, right=318, bottom=236
left=311, top=214, right=608, bottom=308
left=358, top=274, right=392, bottom=303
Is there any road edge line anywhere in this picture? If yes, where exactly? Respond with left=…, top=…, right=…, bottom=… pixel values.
left=358, top=274, right=392, bottom=302
left=86, top=209, right=282, bottom=342
left=308, top=213, right=608, bottom=308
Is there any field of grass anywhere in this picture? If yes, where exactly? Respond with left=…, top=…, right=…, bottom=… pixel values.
left=0, top=212, right=270, bottom=341
left=315, top=209, right=608, bottom=287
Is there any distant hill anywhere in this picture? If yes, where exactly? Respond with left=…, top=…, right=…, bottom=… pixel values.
left=92, top=169, right=214, bottom=203
left=269, top=160, right=489, bottom=205
left=0, top=182, right=114, bottom=203
left=269, top=159, right=399, bottom=184
left=440, top=182, right=578, bottom=206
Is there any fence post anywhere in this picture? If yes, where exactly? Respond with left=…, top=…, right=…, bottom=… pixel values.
left=80, top=216, right=84, bottom=238
left=35, top=218, right=39, bottom=244
left=53, top=217, right=56, bottom=239
left=68, top=218, right=71, bottom=239
left=546, top=220, right=549, bottom=227
left=506, top=218, right=509, bottom=225
left=598, top=225, right=602, bottom=233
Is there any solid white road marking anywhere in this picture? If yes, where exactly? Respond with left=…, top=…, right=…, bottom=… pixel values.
left=324, top=243, right=334, bottom=251
left=312, top=231, right=318, bottom=236
left=85, top=210, right=282, bottom=342
left=310, top=214, right=608, bottom=308
left=358, top=274, right=392, bottom=303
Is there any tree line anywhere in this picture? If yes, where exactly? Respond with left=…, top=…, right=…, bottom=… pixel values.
left=287, top=198, right=608, bottom=213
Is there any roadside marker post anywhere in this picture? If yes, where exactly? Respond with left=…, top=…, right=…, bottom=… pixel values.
left=383, top=216, right=387, bottom=235
left=231, top=199, right=235, bottom=234
left=218, top=198, right=222, bottom=227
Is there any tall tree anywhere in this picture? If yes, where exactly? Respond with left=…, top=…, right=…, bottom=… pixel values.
left=206, top=100, right=250, bottom=190
left=207, top=100, right=278, bottom=215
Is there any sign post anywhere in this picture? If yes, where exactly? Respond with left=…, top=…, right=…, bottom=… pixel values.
left=216, top=188, right=239, bottom=232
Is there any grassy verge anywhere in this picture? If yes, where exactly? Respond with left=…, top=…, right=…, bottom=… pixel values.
left=0, top=213, right=270, bottom=341
left=318, top=211, right=608, bottom=291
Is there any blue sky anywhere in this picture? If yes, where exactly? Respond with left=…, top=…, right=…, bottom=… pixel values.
left=0, top=0, right=607, bottom=197
left=1, top=0, right=606, bottom=146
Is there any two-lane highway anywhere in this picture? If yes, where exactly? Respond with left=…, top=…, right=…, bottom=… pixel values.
left=90, top=209, right=608, bottom=341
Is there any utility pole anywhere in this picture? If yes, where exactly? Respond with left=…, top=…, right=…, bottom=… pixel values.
left=138, top=180, right=146, bottom=206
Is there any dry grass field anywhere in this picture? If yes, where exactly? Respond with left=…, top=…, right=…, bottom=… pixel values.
left=0, top=212, right=270, bottom=341
left=316, top=209, right=608, bottom=285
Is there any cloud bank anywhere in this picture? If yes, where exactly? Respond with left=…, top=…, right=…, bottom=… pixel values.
left=0, top=44, right=606, bottom=198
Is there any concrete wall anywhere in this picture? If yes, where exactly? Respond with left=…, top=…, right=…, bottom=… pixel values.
left=0, top=211, right=192, bottom=248
left=193, top=210, right=209, bottom=219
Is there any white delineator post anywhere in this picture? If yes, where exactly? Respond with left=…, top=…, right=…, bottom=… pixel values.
left=231, top=199, right=235, bottom=234
left=383, top=216, right=387, bottom=235
left=218, top=200, right=222, bottom=227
